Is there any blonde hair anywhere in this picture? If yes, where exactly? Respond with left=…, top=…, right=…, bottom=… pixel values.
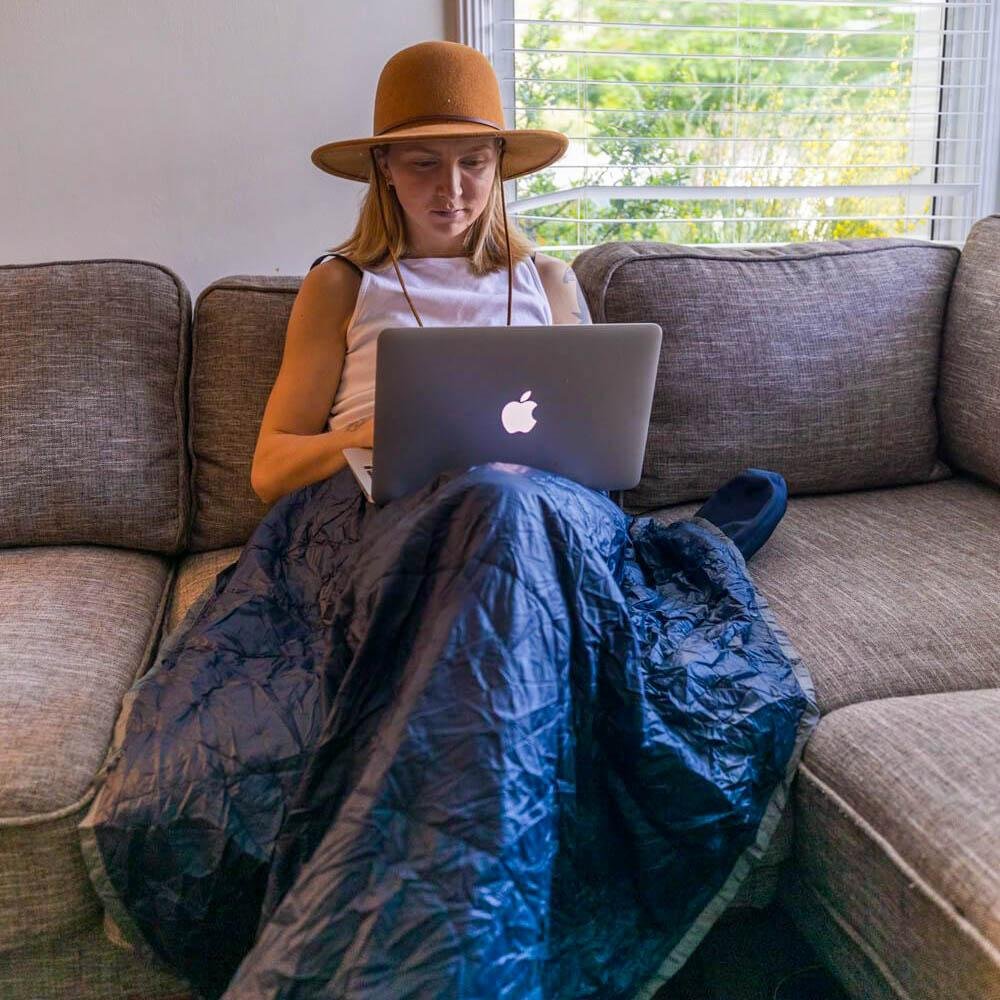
left=324, top=140, right=536, bottom=276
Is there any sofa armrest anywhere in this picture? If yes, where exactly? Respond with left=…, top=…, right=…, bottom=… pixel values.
left=939, top=213, right=1000, bottom=490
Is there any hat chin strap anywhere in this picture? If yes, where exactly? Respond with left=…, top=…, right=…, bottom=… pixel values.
left=370, top=144, right=514, bottom=328
left=499, top=142, right=513, bottom=327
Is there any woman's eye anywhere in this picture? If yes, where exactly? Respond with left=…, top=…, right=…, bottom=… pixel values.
left=410, top=159, right=487, bottom=168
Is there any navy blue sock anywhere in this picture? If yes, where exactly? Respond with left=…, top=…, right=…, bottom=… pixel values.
left=694, top=468, right=788, bottom=562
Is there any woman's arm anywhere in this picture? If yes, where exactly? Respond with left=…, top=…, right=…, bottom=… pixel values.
left=534, top=252, right=593, bottom=325
left=250, top=258, right=365, bottom=507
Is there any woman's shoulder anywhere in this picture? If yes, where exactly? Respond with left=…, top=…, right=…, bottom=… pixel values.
left=301, top=254, right=364, bottom=331
left=530, top=251, right=575, bottom=295
left=531, top=251, right=572, bottom=280
left=308, top=251, right=364, bottom=279
left=531, top=252, right=590, bottom=324
left=305, top=253, right=365, bottom=307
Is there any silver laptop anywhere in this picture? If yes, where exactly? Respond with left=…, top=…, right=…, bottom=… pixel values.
left=342, top=322, right=662, bottom=506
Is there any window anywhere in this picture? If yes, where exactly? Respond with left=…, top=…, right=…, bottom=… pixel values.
left=460, top=0, right=1000, bottom=256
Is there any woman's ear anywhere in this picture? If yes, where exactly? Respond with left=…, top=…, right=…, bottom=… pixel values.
left=373, top=147, right=393, bottom=186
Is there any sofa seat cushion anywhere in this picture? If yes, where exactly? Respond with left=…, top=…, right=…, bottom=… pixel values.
left=164, top=546, right=243, bottom=635
left=650, top=474, right=1000, bottom=715
left=0, top=545, right=172, bottom=950
left=785, top=689, right=1000, bottom=999
left=0, top=915, right=196, bottom=1000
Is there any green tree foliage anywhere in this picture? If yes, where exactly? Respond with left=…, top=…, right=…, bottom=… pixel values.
left=512, top=0, right=936, bottom=254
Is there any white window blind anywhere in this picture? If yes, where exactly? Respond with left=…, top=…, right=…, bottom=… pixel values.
left=461, top=0, right=1000, bottom=255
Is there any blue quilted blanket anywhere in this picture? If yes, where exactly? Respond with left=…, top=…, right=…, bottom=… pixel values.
left=78, top=461, right=819, bottom=999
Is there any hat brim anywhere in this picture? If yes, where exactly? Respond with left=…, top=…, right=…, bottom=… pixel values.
left=310, top=122, right=569, bottom=183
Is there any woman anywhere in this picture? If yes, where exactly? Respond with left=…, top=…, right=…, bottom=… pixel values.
left=248, top=46, right=596, bottom=511
left=248, top=137, right=591, bottom=508
left=78, top=41, right=819, bottom=1000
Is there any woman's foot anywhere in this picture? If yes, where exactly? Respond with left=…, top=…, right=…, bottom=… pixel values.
left=694, top=468, right=788, bottom=561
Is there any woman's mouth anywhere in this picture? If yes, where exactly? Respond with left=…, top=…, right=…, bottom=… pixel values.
left=431, top=209, right=466, bottom=219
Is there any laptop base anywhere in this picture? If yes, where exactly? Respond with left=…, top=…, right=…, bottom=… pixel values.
left=343, top=447, right=375, bottom=504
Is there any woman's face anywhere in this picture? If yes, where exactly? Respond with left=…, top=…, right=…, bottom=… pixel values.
left=375, top=137, right=500, bottom=254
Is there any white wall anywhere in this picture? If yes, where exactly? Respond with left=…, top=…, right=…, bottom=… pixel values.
left=1, top=1, right=448, bottom=298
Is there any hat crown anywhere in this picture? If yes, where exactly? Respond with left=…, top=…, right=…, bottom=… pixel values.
left=373, top=41, right=506, bottom=136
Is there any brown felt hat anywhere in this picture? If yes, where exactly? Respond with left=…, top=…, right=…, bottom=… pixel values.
left=310, top=40, right=569, bottom=183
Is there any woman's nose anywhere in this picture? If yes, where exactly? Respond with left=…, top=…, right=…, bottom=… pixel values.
left=436, top=163, right=463, bottom=198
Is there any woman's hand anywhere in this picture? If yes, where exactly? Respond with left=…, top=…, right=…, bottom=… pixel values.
left=344, top=416, right=374, bottom=449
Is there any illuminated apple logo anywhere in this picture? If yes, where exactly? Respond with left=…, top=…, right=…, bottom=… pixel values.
left=501, top=389, right=538, bottom=434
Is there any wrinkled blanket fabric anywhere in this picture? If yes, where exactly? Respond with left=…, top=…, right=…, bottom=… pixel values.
left=78, top=461, right=819, bottom=1000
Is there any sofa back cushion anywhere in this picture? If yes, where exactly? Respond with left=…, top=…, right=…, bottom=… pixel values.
left=572, top=237, right=959, bottom=512
left=939, top=213, right=1000, bottom=490
left=0, top=260, right=190, bottom=553
left=188, top=276, right=301, bottom=551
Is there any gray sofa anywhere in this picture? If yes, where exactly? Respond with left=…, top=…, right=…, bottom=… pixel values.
left=0, top=215, right=997, bottom=999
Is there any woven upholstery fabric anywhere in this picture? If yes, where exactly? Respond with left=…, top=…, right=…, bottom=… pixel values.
left=779, top=870, right=900, bottom=1000
left=164, top=546, right=242, bottom=634
left=572, top=238, right=958, bottom=512
left=0, top=545, right=171, bottom=951
left=0, top=260, right=191, bottom=553
left=786, top=690, right=1000, bottom=1000
left=188, top=276, right=303, bottom=552
left=650, top=473, right=1000, bottom=715
left=939, top=213, right=1000, bottom=490
left=0, top=809, right=102, bottom=956
left=724, top=802, right=794, bottom=911
left=0, top=913, right=193, bottom=1000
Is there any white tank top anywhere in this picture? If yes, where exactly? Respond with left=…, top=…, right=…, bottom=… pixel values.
left=313, top=254, right=554, bottom=433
